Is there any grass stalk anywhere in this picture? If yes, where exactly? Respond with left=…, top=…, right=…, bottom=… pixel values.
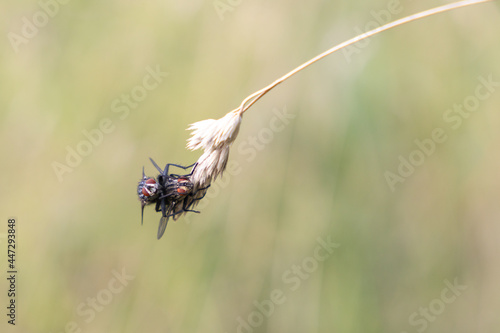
left=232, top=0, right=493, bottom=116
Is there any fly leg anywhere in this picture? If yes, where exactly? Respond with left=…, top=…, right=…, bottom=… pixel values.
left=183, top=184, right=211, bottom=213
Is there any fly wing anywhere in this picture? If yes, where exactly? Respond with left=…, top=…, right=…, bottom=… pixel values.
left=157, top=200, right=175, bottom=239
left=157, top=215, right=169, bottom=240
left=171, top=200, right=186, bottom=221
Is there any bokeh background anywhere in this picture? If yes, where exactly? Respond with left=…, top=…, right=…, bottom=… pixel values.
left=1, top=0, right=500, bottom=332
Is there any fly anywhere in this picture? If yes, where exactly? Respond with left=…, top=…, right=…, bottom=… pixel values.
left=137, top=158, right=209, bottom=239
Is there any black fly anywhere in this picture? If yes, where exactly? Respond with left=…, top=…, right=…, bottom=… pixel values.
left=137, top=158, right=209, bottom=239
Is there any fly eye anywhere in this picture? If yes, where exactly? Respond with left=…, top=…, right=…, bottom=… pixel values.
left=177, top=187, right=188, bottom=195
left=141, top=179, right=158, bottom=198
left=142, top=187, right=152, bottom=197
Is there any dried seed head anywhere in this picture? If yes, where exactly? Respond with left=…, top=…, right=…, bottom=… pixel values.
left=187, top=110, right=242, bottom=188
left=187, top=111, right=242, bottom=151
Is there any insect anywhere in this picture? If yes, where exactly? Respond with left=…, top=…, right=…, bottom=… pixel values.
left=137, top=158, right=210, bottom=239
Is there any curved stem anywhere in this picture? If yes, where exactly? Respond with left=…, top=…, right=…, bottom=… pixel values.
left=233, top=0, right=493, bottom=116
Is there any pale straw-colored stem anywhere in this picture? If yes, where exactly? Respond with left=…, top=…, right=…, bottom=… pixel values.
left=232, top=0, right=493, bottom=116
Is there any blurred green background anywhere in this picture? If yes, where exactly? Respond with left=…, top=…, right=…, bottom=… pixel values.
left=1, top=0, right=500, bottom=332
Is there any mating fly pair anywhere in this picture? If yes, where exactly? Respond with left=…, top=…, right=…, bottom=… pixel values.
left=137, top=158, right=209, bottom=239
